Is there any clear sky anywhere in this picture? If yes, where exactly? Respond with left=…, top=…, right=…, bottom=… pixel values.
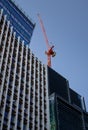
left=14, top=0, right=88, bottom=111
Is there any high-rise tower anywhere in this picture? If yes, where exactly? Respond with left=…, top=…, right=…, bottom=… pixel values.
left=0, top=0, right=35, bottom=45
left=0, top=0, right=50, bottom=130
left=48, top=67, right=88, bottom=130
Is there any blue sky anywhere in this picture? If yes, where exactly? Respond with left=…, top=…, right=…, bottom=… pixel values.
left=14, top=0, right=88, bottom=111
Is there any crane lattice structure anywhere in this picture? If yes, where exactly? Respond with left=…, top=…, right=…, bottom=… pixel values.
left=37, top=14, right=56, bottom=67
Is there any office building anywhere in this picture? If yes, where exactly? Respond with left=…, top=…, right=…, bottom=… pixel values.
left=48, top=67, right=69, bottom=102
left=48, top=67, right=88, bottom=130
left=83, top=112, right=88, bottom=130
left=0, top=0, right=35, bottom=45
left=0, top=0, right=50, bottom=130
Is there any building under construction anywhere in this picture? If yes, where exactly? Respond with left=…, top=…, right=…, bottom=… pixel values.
left=0, top=0, right=88, bottom=130
left=48, top=67, right=88, bottom=130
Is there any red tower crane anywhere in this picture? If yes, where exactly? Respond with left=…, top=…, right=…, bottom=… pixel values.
left=37, top=14, right=56, bottom=67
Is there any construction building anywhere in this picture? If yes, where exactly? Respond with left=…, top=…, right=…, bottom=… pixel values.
left=0, top=0, right=50, bottom=130
left=48, top=67, right=88, bottom=130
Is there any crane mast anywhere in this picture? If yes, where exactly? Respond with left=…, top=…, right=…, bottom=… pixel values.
left=37, top=14, right=56, bottom=67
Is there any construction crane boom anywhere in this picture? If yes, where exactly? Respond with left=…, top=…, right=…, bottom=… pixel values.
left=37, top=13, right=56, bottom=67
left=37, top=14, right=49, bottom=49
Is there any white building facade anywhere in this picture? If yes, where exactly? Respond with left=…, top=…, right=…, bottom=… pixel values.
left=0, top=9, right=50, bottom=130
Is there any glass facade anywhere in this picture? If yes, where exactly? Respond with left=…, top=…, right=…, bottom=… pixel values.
left=69, top=88, right=83, bottom=109
left=49, top=94, right=56, bottom=130
left=83, top=112, right=88, bottom=130
left=48, top=67, right=88, bottom=130
left=57, top=97, right=83, bottom=130
left=48, top=67, right=69, bottom=101
left=49, top=94, right=88, bottom=130
left=0, top=0, right=35, bottom=45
